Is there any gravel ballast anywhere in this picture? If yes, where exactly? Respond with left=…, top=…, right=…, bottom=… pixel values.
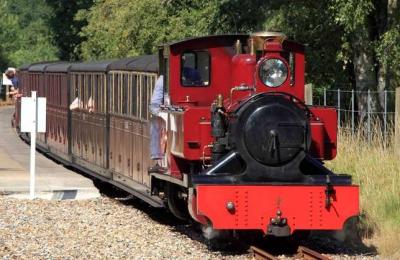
left=0, top=196, right=376, bottom=259
left=0, top=196, right=250, bottom=259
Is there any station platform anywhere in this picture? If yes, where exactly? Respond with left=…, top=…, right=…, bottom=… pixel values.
left=0, top=106, right=100, bottom=199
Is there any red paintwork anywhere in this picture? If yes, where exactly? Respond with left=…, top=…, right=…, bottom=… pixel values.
left=182, top=107, right=213, bottom=160
left=310, top=121, right=325, bottom=159
left=196, top=185, right=359, bottom=233
left=231, top=54, right=257, bottom=101
left=310, top=106, right=338, bottom=160
left=231, top=54, right=256, bottom=87
left=166, top=107, right=213, bottom=178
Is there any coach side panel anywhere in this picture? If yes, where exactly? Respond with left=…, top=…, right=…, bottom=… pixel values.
left=45, top=72, right=70, bottom=161
left=70, top=72, right=109, bottom=178
left=109, top=71, right=156, bottom=189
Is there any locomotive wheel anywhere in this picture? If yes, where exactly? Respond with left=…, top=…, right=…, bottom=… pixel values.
left=165, top=183, right=189, bottom=221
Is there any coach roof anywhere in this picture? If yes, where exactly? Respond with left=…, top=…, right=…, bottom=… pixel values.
left=70, top=59, right=118, bottom=72
left=70, top=55, right=158, bottom=73
left=109, top=55, right=158, bottom=72
left=19, top=64, right=31, bottom=71
left=28, top=61, right=64, bottom=72
left=45, top=62, right=74, bottom=73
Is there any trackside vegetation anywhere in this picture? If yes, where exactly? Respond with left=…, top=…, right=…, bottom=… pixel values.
left=327, top=127, right=400, bottom=256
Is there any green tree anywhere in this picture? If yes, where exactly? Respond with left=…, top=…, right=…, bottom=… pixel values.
left=76, top=0, right=221, bottom=59
left=332, top=0, right=399, bottom=118
left=45, top=0, right=93, bottom=61
left=0, top=48, right=9, bottom=71
left=0, top=0, right=58, bottom=68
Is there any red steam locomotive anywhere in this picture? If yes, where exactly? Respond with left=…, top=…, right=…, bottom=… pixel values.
left=14, top=32, right=358, bottom=238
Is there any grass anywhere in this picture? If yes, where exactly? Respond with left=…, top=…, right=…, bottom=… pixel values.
left=325, top=125, right=400, bottom=256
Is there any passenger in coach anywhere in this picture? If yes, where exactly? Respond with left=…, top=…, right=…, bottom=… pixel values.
left=69, top=88, right=83, bottom=110
left=149, top=75, right=166, bottom=173
left=5, top=68, right=20, bottom=99
left=86, top=96, right=95, bottom=113
left=6, top=68, right=19, bottom=88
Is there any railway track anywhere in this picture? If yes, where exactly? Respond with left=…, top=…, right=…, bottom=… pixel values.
left=251, top=245, right=331, bottom=260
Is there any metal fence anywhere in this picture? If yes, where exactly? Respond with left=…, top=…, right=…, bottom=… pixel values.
left=314, top=89, right=396, bottom=141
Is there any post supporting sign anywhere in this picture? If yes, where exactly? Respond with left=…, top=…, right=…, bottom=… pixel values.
left=20, top=91, right=46, bottom=199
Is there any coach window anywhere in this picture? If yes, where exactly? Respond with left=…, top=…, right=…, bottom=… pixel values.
left=96, top=74, right=102, bottom=113
left=181, top=51, right=210, bottom=87
left=119, top=73, right=124, bottom=114
left=131, top=74, right=138, bottom=117
left=87, top=75, right=92, bottom=109
left=71, top=75, right=76, bottom=102
left=123, top=74, right=128, bottom=114
left=141, top=75, right=149, bottom=120
left=114, top=73, right=119, bottom=113
left=92, top=75, right=97, bottom=112
left=119, top=73, right=123, bottom=114
left=100, top=74, right=104, bottom=113
left=126, top=74, right=131, bottom=116
left=79, top=74, right=84, bottom=107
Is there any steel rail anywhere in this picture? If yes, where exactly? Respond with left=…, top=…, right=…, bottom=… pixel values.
left=297, top=246, right=331, bottom=260
left=250, top=246, right=278, bottom=260
left=250, top=245, right=331, bottom=260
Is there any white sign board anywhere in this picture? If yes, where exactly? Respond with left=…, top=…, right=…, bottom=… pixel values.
left=21, top=91, right=46, bottom=199
left=21, top=96, right=46, bottom=133
left=2, top=73, right=12, bottom=85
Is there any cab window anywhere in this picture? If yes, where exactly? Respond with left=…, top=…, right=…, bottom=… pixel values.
left=181, top=51, right=210, bottom=87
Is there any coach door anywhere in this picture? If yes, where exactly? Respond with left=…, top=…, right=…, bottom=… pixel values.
left=128, top=73, right=142, bottom=184
left=110, top=71, right=156, bottom=187
left=110, top=72, right=139, bottom=182
left=71, top=74, right=83, bottom=159
left=140, top=73, right=157, bottom=187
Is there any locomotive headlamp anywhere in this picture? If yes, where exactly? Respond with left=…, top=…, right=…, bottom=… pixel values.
left=259, top=58, right=288, bottom=87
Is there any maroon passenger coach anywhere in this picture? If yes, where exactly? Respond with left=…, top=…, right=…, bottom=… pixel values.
left=14, top=32, right=359, bottom=237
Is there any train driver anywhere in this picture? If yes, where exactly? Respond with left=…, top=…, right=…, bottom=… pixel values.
left=149, top=75, right=166, bottom=173
left=182, top=66, right=202, bottom=85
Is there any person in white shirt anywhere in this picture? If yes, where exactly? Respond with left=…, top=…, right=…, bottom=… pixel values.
left=149, top=75, right=166, bottom=172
